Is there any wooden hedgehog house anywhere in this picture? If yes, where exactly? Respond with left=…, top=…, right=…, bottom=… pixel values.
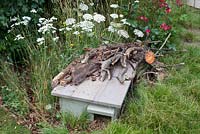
left=51, top=42, right=155, bottom=120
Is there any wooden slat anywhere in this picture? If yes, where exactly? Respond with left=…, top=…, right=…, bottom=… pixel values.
left=93, top=64, right=135, bottom=108
left=93, top=78, right=131, bottom=108
left=51, top=85, right=76, bottom=98
left=71, top=79, right=108, bottom=102
left=52, top=64, right=135, bottom=108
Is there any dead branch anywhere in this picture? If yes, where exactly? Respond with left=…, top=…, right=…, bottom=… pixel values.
left=155, top=33, right=171, bottom=55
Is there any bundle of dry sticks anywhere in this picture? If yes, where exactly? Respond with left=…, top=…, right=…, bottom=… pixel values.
left=51, top=42, right=158, bottom=88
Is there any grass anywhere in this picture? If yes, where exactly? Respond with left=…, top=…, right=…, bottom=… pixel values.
left=100, top=44, right=200, bottom=134
left=0, top=108, right=30, bottom=134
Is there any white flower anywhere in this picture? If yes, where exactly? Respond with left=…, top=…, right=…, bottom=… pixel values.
left=72, top=23, right=80, bottom=28
left=121, top=19, right=131, bottom=26
left=79, top=3, right=88, bottom=11
left=22, top=16, right=31, bottom=21
left=83, top=14, right=93, bottom=20
left=73, top=31, right=80, bottom=35
left=38, top=23, right=57, bottom=34
left=110, top=22, right=123, bottom=28
left=79, top=20, right=94, bottom=32
left=52, top=30, right=56, bottom=33
left=66, top=27, right=72, bottom=31
left=45, top=104, right=52, bottom=110
left=11, top=24, right=15, bottom=27
left=117, top=30, right=129, bottom=38
left=108, top=25, right=117, bottom=33
left=39, top=18, right=46, bottom=23
left=30, top=9, right=37, bottom=13
left=10, top=17, right=18, bottom=22
left=59, top=28, right=65, bottom=31
left=53, top=37, right=59, bottom=41
left=37, top=37, right=45, bottom=45
left=119, top=14, right=124, bottom=18
left=14, top=22, right=21, bottom=26
left=93, top=13, right=106, bottom=23
left=14, top=34, right=24, bottom=40
left=89, top=3, right=94, bottom=6
left=135, top=0, right=139, bottom=3
left=50, top=16, right=57, bottom=21
left=134, top=29, right=144, bottom=37
left=20, top=20, right=29, bottom=26
left=66, top=18, right=76, bottom=25
left=110, top=4, right=119, bottom=8
left=103, top=40, right=109, bottom=44
left=110, top=14, right=119, bottom=19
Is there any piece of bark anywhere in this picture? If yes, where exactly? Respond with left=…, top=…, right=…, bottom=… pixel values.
left=51, top=61, right=77, bottom=88
left=72, top=63, right=100, bottom=85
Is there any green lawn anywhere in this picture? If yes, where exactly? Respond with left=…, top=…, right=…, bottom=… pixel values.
left=0, top=108, right=30, bottom=134
left=102, top=44, right=200, bottom=134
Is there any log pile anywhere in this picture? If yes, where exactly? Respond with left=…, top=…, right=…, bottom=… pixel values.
left=51, top=42, right=156, bottom=88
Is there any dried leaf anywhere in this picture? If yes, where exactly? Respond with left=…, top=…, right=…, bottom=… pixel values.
left=145, top=51, right=155, bottom=64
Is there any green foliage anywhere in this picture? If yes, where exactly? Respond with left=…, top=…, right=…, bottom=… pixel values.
left=41, top=126, right=68, bottom=134
left=0, top=108, right=30, bottom=134
left=0, top=63, right=29, bottom=115
left=60, top=111, right=89, bottom=129
left=0, top=0, right=44, bottom=29
left=0, top=0, right=45, bottom=63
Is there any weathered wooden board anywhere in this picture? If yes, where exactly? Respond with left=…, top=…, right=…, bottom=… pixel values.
left=51, top=64, right=134, bottom=108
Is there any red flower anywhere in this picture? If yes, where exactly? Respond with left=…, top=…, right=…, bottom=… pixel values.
left=159, top=2, right=168, bottom=8
left=145, top=29, right=151, bottom=34
left=176, top=0, right=183, bottom=6
left=145, top=29, right=151, bottom=36
left=165, top=8, right=171, bottom=13
left=160, top=23, right=172, bottom=31
left=139, top=16, right=148, bottom=22
left=159, top=0, right=165, bottom=2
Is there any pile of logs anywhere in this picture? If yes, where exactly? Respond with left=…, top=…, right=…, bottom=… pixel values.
left=51, top=42, right=156, bottom=88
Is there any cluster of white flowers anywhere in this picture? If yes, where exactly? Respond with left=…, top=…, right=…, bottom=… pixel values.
left=135, top=0, right=139, bottom=3
left=110, top=4, right=119, bottom=8
left=14, top=34, right=24, bottom=40
left=83, top=14, right=93, bottom=21
left=61, top=9, right=106, bottom=35
left=45, top=104, right=52, bottom=110
left=37, top=37, right=45, bottom=45
left=134, top=29, right=144, bottom=37
left=79, top=20, right=94, bottom=32
left=38, top=17, right=57, bottom=34
left=107, top=17, right=130, bottom=39
left=107, top=24, right=129, bottom=39
left=117, top=30, right=129, bottom=38
left=73, top=31, right=80, bottom=35
left=89, top=3, right=94, bottom=6
left=30, top=9, right=37, bottom=13
left=53, top=37, right=59, bottom=41
left=65, top=18, right=76, bottom=25
left=79, top=3, right=88, bottom=11
left=108, top=25, right=116, bottom=33
left=110, top=14, right=119, bottom=19
left=93, top=13, right=106, bottom=23
left=121, top=19, right=131, bottom=26
left=11, top=16, right=31, bottom=27
left=10, top=17, right=18, bottom=22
